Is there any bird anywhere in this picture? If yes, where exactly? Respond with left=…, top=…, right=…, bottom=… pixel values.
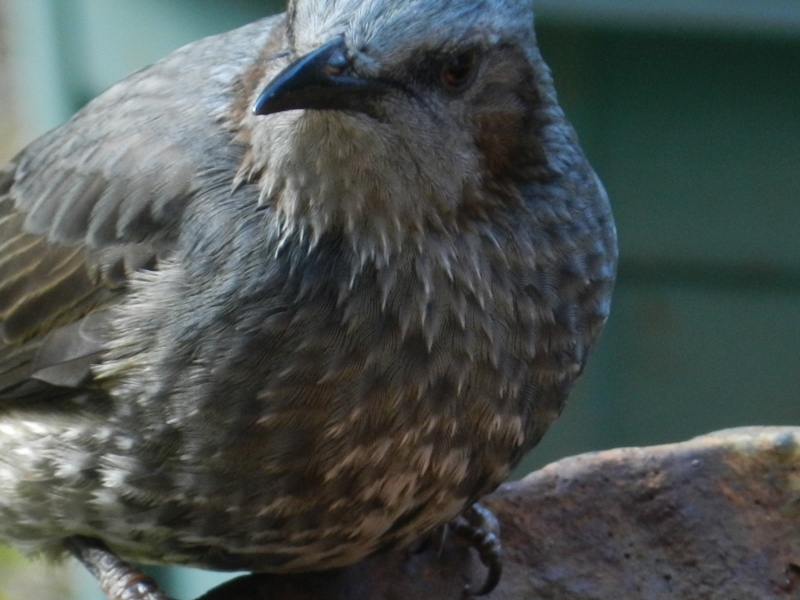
left=0, top=0, right=617, bottom=598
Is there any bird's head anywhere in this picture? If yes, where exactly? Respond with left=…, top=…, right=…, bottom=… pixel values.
left=242, top=0, right=578, bottom=255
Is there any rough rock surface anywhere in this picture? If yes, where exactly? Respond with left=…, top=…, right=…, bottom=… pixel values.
left=199, top=427, right=800, bottom=600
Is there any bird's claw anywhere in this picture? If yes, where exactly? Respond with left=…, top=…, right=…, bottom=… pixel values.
left=449, top=503, right=503, bottom=596
left=65, top=536, right=172, bottom=600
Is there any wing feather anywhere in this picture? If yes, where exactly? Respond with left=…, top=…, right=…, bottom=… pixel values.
left=0, top=15, right=285, bottom=401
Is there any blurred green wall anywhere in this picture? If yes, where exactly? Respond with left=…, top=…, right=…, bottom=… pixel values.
left=1, top=1, right=799, bottom=598
left=528, top=25, right=800, bottom=470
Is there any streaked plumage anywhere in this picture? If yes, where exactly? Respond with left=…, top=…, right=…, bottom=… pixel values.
left=0, top=0, right=616, bottom=594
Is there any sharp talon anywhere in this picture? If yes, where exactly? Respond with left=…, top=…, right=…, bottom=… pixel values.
left=449, top=503, right=503, bottom=596
left=65, top=536, right=172, bottom=600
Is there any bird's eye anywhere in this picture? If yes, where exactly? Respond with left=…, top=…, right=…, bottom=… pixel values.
left=440, top=50, right=480, bottom=89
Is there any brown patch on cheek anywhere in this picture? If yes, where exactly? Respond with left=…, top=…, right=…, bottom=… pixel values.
left=227, top=16, right=290, bottom=139
left=471, top=46, right=547, bottom=184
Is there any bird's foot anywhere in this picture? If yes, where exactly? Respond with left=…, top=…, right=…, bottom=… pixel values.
left=65, top=536, right=172, bottom=600
left=449, top=502, right=503, bottom=596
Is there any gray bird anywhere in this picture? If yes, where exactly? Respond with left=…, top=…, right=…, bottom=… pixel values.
left=0, top=0, right=616, bottom=598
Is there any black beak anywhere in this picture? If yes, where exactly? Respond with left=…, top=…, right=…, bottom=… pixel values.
left=253, top=38, right=388, bottom=117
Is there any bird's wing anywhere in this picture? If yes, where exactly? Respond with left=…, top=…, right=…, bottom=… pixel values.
left=0, top=15, right=284, bottom=401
